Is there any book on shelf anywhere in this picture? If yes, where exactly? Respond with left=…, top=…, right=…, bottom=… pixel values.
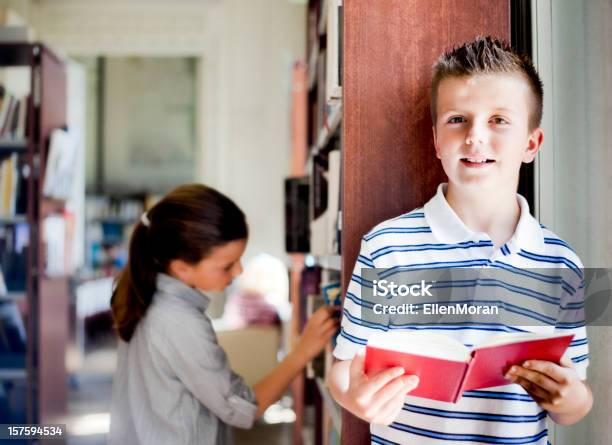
left=14, top=93, right=26, bottom=139
left=307, top=39, right=320, bottom=92
left=320, top=273, right=341, bottom=344
left=0, top=222, right=28, bottom=293
left=0, top=299, right=27, bottom=423
left=284, top=177, right=310, bottom=253
left=321, top=280, right=341, bottom=306
left=0, top=152, right=17, bottom=216
left=44, top=214, right=74, bottom=277
left=316, top=49, right=327, bottom=141
left=0, top=86, right=28, bottom=141
left=326, top=149, right=340, bottom=254
left=0, top=267, right=6, bottom=296
left=43, top=128, right=79, bottom=200
left=318, top=0, right=329, bottom=36
left=305, top=270, right=342, bottom=379
left=0, top=153, right=27, bottom=217
left=310, top=148, right=341, bottom=256
left=0, top=299, right=27, bottom=368
left=307, top=1, right=321, bottom=91
left=299, top=266, right=322, bottom=329
left=325, top=0, right=342, bottom=102
left=307, top=2, right=319, bottom=58
left=310, top=152, right=328, bottom=255
left=305, top=293, right=326, bottom=378
left=305, top=294, right=341, bottom=379
left=365, top=330, right=574, bottom=403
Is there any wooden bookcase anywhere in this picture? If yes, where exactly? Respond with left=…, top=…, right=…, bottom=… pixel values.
left=0, top=42, right=69, bottom=428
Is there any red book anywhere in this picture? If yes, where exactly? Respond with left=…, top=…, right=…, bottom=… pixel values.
left=364, top=330, right=574, bottom=403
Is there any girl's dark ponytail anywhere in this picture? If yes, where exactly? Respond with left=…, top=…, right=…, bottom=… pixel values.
left=111, top=184, right=248, bottom=342
left=111, top=221, right=159, bottom=341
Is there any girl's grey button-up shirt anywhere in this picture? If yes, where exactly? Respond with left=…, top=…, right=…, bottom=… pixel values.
left=109, top=273, right=258, bottom=445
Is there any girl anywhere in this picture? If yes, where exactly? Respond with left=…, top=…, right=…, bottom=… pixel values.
left=109, top=184, right=338, bottom=444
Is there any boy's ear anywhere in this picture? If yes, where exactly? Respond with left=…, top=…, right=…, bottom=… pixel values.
left=168, top=259, right=194, bottom=285
left=432, top=125, right=441, bottom=159
left=523, top=127, right=544, bottom=163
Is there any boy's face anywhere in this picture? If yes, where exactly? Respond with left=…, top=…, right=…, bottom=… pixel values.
left=432, top=74, right=543, bottom=194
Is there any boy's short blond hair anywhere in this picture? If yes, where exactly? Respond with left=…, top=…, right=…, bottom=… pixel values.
left=431, top=36, right=544, bottom=130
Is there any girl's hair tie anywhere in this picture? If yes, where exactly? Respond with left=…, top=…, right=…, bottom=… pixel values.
left=140, top=212, right=151, bottom=227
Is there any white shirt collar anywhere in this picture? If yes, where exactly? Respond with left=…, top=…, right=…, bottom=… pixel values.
left=513, top=193, right=546, bottom=253
left=423, top=183, right=545, bottom=252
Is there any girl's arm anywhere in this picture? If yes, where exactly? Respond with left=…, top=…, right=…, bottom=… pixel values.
left=252, top=306, right=338, bottom=417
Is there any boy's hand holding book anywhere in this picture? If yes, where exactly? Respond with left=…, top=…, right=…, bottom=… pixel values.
left=335, top=353, right=419, bottom=425
left=506, top=356, right=592, bottom=425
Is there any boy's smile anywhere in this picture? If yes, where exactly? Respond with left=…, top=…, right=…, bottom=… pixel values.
left=432, top=74, right=543, bottom=193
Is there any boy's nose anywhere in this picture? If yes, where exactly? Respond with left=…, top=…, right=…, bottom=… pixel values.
left=465, top=124, right=488, bottom=146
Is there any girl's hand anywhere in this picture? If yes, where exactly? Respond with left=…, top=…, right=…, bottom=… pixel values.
left=505, top=356, right=592, bottom=424
left=296, top=306, right=339, bottom=361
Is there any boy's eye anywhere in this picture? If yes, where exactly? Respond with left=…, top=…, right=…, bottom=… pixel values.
left=447, top=116, right=466, bottom=124
left=491, top=116, right=509, bottom=125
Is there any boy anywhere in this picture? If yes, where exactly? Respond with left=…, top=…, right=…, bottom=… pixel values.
left=329, top=37, right=592, bottom=444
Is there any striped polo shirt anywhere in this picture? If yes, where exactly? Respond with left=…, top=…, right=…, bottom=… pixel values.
left=333, top=183, right=589, bottom=445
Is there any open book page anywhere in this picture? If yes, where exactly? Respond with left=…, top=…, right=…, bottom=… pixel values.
left=463, top=333, right=574, bottom=392
left=474, top=331, right=572, bottom=350
left=367, top=330, right=471, bottom=363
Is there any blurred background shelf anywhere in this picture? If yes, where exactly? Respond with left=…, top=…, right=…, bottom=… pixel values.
left=0, top=368, right=27, bottom=380
left=0, top=291, right=26, bottom=301
left=0, top=215, right=27, bottom=224
left=0, top=139, right=27, bottom=153
left=315, top=377, right=342, bottom=434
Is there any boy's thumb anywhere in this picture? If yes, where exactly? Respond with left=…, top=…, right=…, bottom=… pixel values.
left=349, top=352, right=366, bottom=379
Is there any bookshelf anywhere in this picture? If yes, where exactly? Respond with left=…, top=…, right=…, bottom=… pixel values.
left=0, top=42, right=70, bottom=428
left=82, top=193, right=145, bottom=278
left=286, top=1, right=343, bottom=444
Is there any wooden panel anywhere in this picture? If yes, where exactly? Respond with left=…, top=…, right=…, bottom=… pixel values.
left=38, top=277, right=69, bottom=425
left=39, top=44, right=67, bottom=197
left=341, top=1, right=510, bottom=443
left=37, top=44, right=69, bottom=427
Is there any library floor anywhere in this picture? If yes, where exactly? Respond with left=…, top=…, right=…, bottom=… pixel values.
left=65, top=336, right=294, bottom=445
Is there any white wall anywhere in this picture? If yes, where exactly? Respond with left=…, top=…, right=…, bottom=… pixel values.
left=0, top=0, right=35, bottom=25
left=66, top=60, right=87, bottom=270
left=208, top=0, right=305, bottom=261
left=533, top=0, right=612, bottom=443
left=71, top=57, right=99, bottom=192
left=28, top=0, right=305, bottom=263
